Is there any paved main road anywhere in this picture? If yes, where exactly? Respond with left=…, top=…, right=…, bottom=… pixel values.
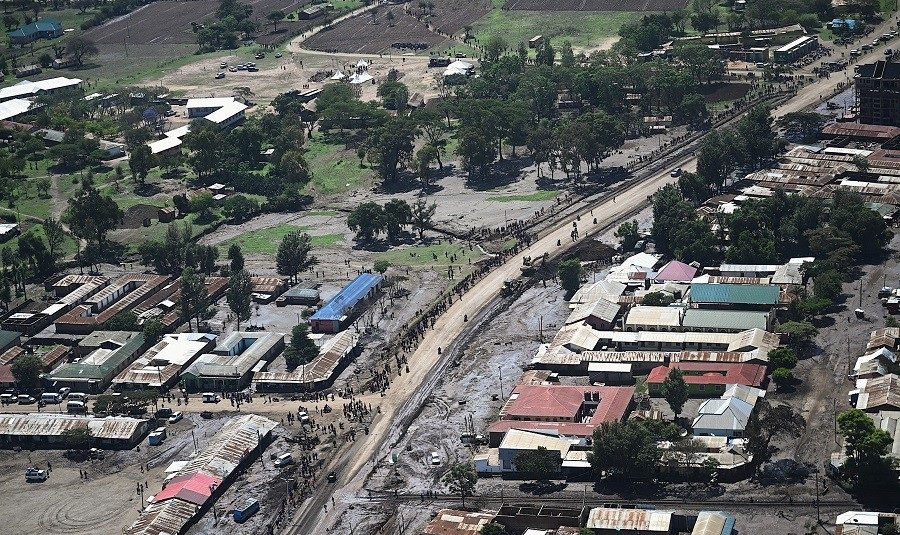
left=287, top=24, right=900, bottom=533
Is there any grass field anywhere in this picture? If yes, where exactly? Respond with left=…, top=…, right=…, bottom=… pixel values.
left=472, top=10, right=638, bottom=51
left=487, top=190, right=559, bottom=202
left=219, top=223, right=345, bottom=254
left=304, top=135, right=371, bottom=195
left=374, top=241, right=485, bottom=268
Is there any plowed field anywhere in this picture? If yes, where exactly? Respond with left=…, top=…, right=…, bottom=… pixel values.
left=303, top=11, right=447, bottom=54
left=503, top=0, right=687, bottom=10
left=84, top=0, right=298, bottom=45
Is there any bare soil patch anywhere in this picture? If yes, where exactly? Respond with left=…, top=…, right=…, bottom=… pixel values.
left=84, top=0, right=299, bottom=46
left=120, top=203, right=162, bottom=229
left=503, top=0, right=688, bottom=10
left=303, top=11, right=447, bottom=54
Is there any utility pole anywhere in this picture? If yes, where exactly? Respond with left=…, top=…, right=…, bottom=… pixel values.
left=498, top=365, right=504, bottom=400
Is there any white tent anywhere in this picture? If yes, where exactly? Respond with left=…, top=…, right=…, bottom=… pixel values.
left=330, top=71, right=346, bottom=80
left=443, top=60, right=474, bottom=77
left=349, top=72, right=374, bottom=84
left=356, top=59, right=369, bottom=68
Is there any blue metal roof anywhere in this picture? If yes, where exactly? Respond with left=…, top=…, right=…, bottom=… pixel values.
left=310, top=273, right=382, bottom=322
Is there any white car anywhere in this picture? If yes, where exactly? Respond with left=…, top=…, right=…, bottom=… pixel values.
left=25, top=468, right=48, bottom=482
left=168, top=411, right=183, bottom=424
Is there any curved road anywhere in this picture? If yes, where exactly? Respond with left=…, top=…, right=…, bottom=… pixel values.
left=285, top=17, right=900, bottom=535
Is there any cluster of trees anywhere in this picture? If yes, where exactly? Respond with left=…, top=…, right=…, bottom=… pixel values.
left=137, top=221, right=220, bottom=276
left=655, top=128, right=890, bottom=274
left=347, top=199, right=436, bottom=243
left=557, top=257, right=584, bottom=292
left=93, top=390, right=160, bottom=416
left=615, top=0, right=837, bottom=54
left=0, top=217, right=66, bottom=291
left=64, top=186, right=124, bottom=270
left=197, top=0, right=257, bottom=51
left=768, top=347, right=798, bottom=390
left=838, top=408, right=898, bottom=492
left=182, top=111, right=310, bottom=211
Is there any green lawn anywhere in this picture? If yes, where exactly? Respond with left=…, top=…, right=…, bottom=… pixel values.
left=375, top=241, right=485, bottom=268
left=218, top=223, right=344, bottom=254
left=473, top=10, right=639, bottom=51
left=304, top=135, right=371, bottom=194
left=487, top=190, right=559, bottom=203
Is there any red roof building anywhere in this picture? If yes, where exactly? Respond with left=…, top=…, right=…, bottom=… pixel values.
left=646, top=362, right=767, bottom=397
left=0, top=364, right=14, bottom=388
left=653, top=260, right=698, bottom=283
left=151, top=472, right=222, bottom=506
left=486, top=385, right=634, bottom=445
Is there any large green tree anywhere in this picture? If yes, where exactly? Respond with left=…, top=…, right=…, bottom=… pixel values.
left=838, top=409, right=897, bottom=491
left=558, top=258, right=583, bottom=293
left=513, top=446, right=563, bottom=483
left=589, top=420, right=662, bottom=480
left=11, top=354, right=42, bottom=392
left=442, top=462, right=478, bottom=507
left=744, top=401, right=805, bottom=474
left=276, top=231, right=317, bottom=284
left=348, top=202, right=386, bottom=242
left=226, top=269, right=253, bottom=331
left=64, top=187, right=123, bottom=251
left=662, top=367, right=689, bottom=419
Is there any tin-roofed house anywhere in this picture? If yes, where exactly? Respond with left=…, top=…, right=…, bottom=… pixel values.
left=8, top=18, right=63, bottom=45
left=44, top=332, right=146, bottom=393
left=310, top=273, right=382, bottom=333
left=180, top=331, right=285, bottom=392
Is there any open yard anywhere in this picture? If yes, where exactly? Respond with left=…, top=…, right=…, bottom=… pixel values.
left=303, top=10, right=448, bottom=54
left=472, top=10, right=638, bottom=51
left=219, top=223, right=345, bottom=253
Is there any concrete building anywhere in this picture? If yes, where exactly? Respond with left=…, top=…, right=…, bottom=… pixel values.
left=54, top=274, right=171, bottom=334
left=181, top=332, right=285, bottom=392
left=690, top=511, right=735, bottom=535
left=0, top=413, right=150, bottom=450
left=692, top=396, right=754, bottom=438
left=310, top=273, right=382, bottom=333
left=45, top=332, right=146, bottom=393
left=0, top=77, right=81, bottom=102
left=113, top=333, right=216, bottom=391
left=252, top=330, right=360, bottom=392
left=851, top=373, right=900, bottom=411
left=485, top=384, right=634, bottom=445
left=8, top=18, right=63, bottom=45
left=623, top=306, right=683, bottom=332
left=856, top=60, right=900, bottom=126
left=647, top=362, right=768, bottom=397
left=494, top=505, right=587, bottom=532
left=688, top=283, right=781, bottom=310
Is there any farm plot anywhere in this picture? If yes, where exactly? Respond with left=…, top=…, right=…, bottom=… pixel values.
left=84, top=0, right=298, bottom=46
left=504, top=0, right=688, bottom=10
left=411, top=0, right=491, bottom=35
left=303, top=11, right=447, bottom=54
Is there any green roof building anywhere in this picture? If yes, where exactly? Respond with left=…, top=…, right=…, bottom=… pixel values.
left=9, top=19, right=63, bottom=45
left=689, top=283, right=780, bottom=310
left=45, top=332, right=145, bottom=393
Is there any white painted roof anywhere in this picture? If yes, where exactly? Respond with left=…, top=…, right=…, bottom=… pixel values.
left=185, top=97, right=235, bottom=109
left=204, top=100, right=247, bottom=123
left=149, top=136, right=182, bottom=154
left=0, top=98, right=31, bottom=120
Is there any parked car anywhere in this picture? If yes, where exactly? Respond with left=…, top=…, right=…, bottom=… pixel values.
left=200, top=411, right=214, bottom=419
left=274, top=52, right=282, bottom=58
left=17, top=395, right=35, bottom=404
left=255, top=52, right=265, bottom=59
left=215, top=72, right=225, bottom=79
left=220, top=61, right=227, bottom=68
left=247, top=66, right=259, bottom=72
left=327, top=471, right=337, bottom=483
left=25, top=468, right=48, bottom=482
left=886, top=48, right=894, bottom=56
left=155, top=407, right=173, bottom=419
left=58, top=387, right=71, bottom=399
left=164, top=109, right=176, bottom=117
left=229, top=66, right=237, bottom=72
left=168, top=411, right=183, bottom=424
left=670, top=167, right=682, bottom=177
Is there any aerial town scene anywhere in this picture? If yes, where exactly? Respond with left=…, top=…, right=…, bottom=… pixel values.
left=1, top=0, right=900, bottom=534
